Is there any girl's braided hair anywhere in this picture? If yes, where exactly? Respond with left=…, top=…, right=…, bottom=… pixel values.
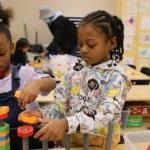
left=79, top=10, right=124, bottom=63
left=0, top=3, right=13, bottom=42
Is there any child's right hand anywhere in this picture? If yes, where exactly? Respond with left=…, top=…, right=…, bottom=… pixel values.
left=17, top=80, right=40, bottom=109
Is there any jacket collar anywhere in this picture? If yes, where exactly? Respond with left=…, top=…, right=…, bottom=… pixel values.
left=80, top=59, right=127, bottom=77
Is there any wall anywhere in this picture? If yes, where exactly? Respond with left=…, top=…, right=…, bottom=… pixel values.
left=117, top=0, right=150, bottom=69
left=2, top=0, right=117, bottom=45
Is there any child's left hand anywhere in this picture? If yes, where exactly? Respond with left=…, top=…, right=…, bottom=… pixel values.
left=18, top=80, right=40, bottom=109
left=34, top=119, right=68, bottom=141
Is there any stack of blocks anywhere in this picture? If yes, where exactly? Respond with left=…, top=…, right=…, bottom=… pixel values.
left=0, top=106, right=10, bottom=150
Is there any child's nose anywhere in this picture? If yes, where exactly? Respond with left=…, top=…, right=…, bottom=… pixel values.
left=80, top=46, right=88, bottom=53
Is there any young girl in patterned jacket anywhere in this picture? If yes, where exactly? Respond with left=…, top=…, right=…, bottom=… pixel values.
left=20, top=10, right=131, bottom=148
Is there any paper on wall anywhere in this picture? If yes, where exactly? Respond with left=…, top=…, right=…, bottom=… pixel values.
left=139, top=47, right=150, bottom=58
left=123, top=15, right=136, bottom=36
left=124, top=36, right=134, bottom=50
left=139, top=0, right=150, bottom=13
left=140, top=33, right=150, bottom=44
left=139, top=59, right=149, bottom=68
left=127, top=0, right=138, bottom=13
left=141, top=16, right=150, bottom=29
left=123, top=57, right=134, bottom=65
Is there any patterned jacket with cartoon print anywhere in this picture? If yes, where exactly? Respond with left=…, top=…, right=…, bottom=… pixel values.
left=41, top=59, right=131, bottom=134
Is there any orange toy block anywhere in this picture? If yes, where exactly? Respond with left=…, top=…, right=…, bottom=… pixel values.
left=29, top=62, right=44, bottom=68
left=0, top=106, right=9, bottom=115
left=19, top=113, right=39, bottom=125
left=0, top=106, right=9, bottom=120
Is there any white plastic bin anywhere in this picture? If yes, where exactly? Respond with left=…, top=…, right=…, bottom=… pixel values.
left=123, top=131, right=150, bottom=150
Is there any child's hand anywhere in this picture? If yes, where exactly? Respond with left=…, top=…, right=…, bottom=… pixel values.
left=18, top=80, right=40, bottom=109
left=34, top=119, right=68, bottom=141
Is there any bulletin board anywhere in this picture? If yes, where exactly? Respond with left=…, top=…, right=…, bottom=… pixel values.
left=116, top=0, right=150, bottom=70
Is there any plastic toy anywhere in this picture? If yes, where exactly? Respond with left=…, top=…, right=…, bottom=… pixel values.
left=29, top=56, right=44, bottom=68
left=34, top=56, right=42, bottom=63
left=17, top=125, right=34, bottom=150
left=18, top=113, right=48, bottom=150
left=0, top=106, right=9, bottom=120
left=19, top=113, right=39, bottom=125
left=15, top=90, right=21, bottom=99
left=147, top=144, right=150, bottom=150
left=30, top=63, right=44, bottom=68
left=0, top=106, right=10, bottom=150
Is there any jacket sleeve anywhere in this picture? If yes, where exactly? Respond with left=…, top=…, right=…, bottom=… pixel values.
left=66, top=73, right=131, bottom=134
left=40, top=75, right=70, bottom=119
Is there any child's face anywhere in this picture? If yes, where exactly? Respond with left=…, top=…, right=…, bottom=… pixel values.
left=78, top=24, right=116, bottom=65
left=0, top=33, right=13, bottom=74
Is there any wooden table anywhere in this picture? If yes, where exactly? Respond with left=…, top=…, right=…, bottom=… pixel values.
left=49, top=144, right=125, bottom=150
left=27, top=54, right=150, bottom=82
left=48, top=142, right=150, bottom=150
left=124, top=66, right=150, bottom=81
left=126, top=85, right=150, bottom=101
left=131, top=142, right=150, bottom=150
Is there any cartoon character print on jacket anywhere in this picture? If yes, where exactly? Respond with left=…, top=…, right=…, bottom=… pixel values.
left=87, top=79, right=99, bottom=91
left=68, top=60, right=129, bottom=131
left=41, top=59, right=131, bottom=134
left=73, top=59, right=84, bottom=71
left=79, top=106, right=97, bottom=120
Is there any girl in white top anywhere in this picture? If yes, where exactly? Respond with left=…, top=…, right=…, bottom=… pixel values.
left=0, top=3, right=56, bottom=128
left=0, top=4, right=56, bottom=149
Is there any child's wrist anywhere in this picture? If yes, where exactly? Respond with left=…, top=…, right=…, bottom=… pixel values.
left=62, top=118, right=69, bottom=132
left=36, top=108, right=43, bottom=118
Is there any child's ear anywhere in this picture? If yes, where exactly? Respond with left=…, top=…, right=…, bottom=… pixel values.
left=110, top=36, right=117, bottom=49
left=10, top=42, right=15, bottom=54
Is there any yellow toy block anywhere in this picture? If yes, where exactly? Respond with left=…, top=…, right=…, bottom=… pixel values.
left=0, top=106, right=9, bottom=115
left=19, top=114, right=39, bottom=125
left=15, top=90, right=21, bottom=99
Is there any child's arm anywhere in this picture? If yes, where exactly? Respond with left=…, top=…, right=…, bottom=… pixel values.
left=18, top=77, right=56, bottom=109
left=29, top=76, right=70, bottom=141
left=33, top=75, right=128, bottom=141
left=17, top=66, right=56, bottom=109
left=40, top=76, right=69, bottom=119
left=34, top=73, right=131, bottom=141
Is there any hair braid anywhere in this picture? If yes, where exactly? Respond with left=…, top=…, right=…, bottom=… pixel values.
left=80, top=10, right=124, bottom=62
left=0, top=2, right=13, bottom=42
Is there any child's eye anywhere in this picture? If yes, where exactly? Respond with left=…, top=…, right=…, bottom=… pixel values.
left=88, top=44, right=96, bottom=48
